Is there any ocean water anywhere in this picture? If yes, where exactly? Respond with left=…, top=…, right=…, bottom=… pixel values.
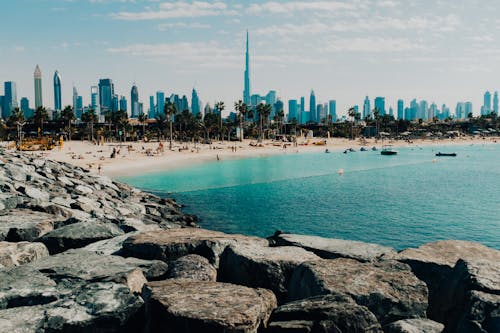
left=118, top=143, right=500, bottom=250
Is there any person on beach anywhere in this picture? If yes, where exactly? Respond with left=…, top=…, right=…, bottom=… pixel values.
left=98, top=164, right=102, bottom=175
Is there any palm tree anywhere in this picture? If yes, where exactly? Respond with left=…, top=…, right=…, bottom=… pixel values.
left=155, top=113, right=168, bottom=140
left=274, top=109, right=285, bottom=135
left=33, top=106, right=49, bottom=136
left=81, top=109, right=98, bottom=142
left=372, top=107, right=381, bottom=138
left=234, top=100, right=248, bottom=141
left=138, top=112, right=148, bottom=139
left=60, top=105, right=75, bottom=140
left=164, top=100, right=178, bottom=149
left=215, top=101, right=225, bottom=141
left=115, top=110, right=129, bottom=142
left=8, top=108, right=25, bottom=147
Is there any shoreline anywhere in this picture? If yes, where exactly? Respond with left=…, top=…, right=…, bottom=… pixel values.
left=3, top=136, right=499, bottom=178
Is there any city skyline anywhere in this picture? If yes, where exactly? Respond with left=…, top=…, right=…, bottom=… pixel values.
left=2, top=1, right=500, bottom=116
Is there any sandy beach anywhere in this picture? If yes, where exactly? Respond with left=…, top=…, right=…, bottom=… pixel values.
left=4, top=136, right=499, bottom=178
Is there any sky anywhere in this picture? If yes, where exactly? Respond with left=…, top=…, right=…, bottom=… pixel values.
left=1, top=0, right=499, bottom=116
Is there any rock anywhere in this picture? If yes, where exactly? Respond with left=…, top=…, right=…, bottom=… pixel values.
left=143, top=279, right=277, bottom=333
left=385, top=319, right=444, bottom=333
left=288, top=259, right=428, bottom=325
left=455, top=290, right=500, bottom=333
left=74, top=184, right=94, bottom=195
left=167, top=254, right=217, bottom=281
left=0, top=193, right=21, bottom=210
left=82, top=232, right=139, bottom=255
left=0, top=209, right=56, bottom=242
left=37, top=220, right=124, bottom=254
left=266, top=294, right=383, bottom=333
left=219, top=244, right=320, bottom=301
left=270, top=233, right=396, bottom=262
left=121, top=228, right=268, bottom=267
left=20, top=186, right=50, bottom=202
left=396, top=240, right=500, bottom=322
left=0, top=241, right=49, bottom=267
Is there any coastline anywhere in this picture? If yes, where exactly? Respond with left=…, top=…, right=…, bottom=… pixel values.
left=5, top=136, right=499, bottom=178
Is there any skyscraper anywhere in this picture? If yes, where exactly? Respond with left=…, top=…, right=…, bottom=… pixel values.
left=156, top=91, right=165, bottom=117
left=131, top=83, right=139, bottom=117
left=149, top=96, right=155, bottom=118
left=482, top=91, right=491, bottom=115
left=73, top=86, right=78, bottom=111
left=90, top=86, right=99, bottom=111
left=98, top=79, right=114, bottom=113
left=363, top=96, right=370, bottom=119
left=309, top=90, right=316, bottom=123
left=120, top=96, right=127, bottom=111
left=20, top=97, right=31, bottom=118
left=243, top=30, right=251, bottom=105
left=3, top=82, right=18, bottom=119
left=34, top=65, right=43, bottom=109
left=329, top=100, right=337, bottom=122
left=374, top=97, right=385, bottom=115
left=191, top=89, right=200, bottom=115
left=464, top=102, right=473, bottom=118
left=494, top=91, right=499, bottom=114
left=53, top=70, right=62, bottom=111
left=397, top=99, right=404, bottom=120
left=288, top=100, right=298, bottom=122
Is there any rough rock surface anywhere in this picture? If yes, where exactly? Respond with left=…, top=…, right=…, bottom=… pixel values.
left=167, top=254, right=217, bottom=281
left=37, top=220, right=124, bottom=254
left=384, top=319, right=444, bottom=333
left=266, top=294, right=383, bottom=333
left=121, top=228, right=268, bottom=266
left=288, top=258, right=428, bottom=325
left=143, top=279, right=277, bottom=333
left=270, top=232, right=396, bottom=262
left=0, top=241, right=49, bottom=267
left=0, top=210, right=58, bottom=242
left=219, top=244, right=320, bottom=301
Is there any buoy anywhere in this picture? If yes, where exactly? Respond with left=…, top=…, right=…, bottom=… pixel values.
left=432, top=159, right=437, bottom=163
left=338, top=168, right=344, bottom=175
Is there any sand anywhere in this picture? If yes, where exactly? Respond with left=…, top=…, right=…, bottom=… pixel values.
left=3, top=136, right=498, bottom=178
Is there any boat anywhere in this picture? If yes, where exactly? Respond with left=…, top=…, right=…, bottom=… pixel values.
left=348, top=148, right=356, bottom=152
left=325, top=149, right=330, bottom=153
left=371, top=146, right=378, bottom=151
left=381, top=145, right=397, bottom=155
left=360, top=147, right=367, bottom=151
left=435, top=152, right=457, bottom=157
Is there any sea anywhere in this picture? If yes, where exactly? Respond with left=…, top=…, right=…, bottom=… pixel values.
left=118, top=143, right=500, bottom=250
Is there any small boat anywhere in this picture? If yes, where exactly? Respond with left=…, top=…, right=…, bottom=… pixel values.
left=360, top=147, right=367, bottom=151
left=371, top=146, right=378, bottom=151
left=348, top=148, right=356, bottom=152
left=325, top=149, right=330, bottom=154
left=435, top=152, right=457, bottom=157
left=381, top=145, right=397, bottom=155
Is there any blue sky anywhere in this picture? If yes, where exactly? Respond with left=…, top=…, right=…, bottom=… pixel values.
left=1, top=0, right=498, bottom=116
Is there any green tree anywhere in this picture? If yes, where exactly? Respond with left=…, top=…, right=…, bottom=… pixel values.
left=81, top=109, right=98, bottom=141
left=61, top=105, right=75, bottom=140
left=138, top=112, right=148, bottom=138
left=33, top=106, right=49, bottom=135
left=164, top=100, right=178, bottom=149
left=234, top=100, right=248, bottom=141
left=215, top=101, right=225, bottom=141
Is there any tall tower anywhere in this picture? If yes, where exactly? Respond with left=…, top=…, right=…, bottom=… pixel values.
left=243, top=30, right=251, bottom=105
left=53, top=70, right=62, bottom=111
left=131, top=83, right=139, bottom=117
left=309, top=90, right=316, bottom=123
left=34, top=65, right=43, bottom=109
left=191, top=88, right=200, bottom=115
left=493, top=91, right=498, bottom=114
left=363, top=96, right=371, bottom=119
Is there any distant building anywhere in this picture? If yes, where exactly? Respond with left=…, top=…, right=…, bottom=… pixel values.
left=374, top=97, right=385, bottom=115
left=329, top=100, right=337, bottom=122
left=363, top=96, right=370, bottom=119
left=98, top=79, right=114, bottom=113
left=464, top=102, right=473, bottom=118
left=482, top=91, right=491, bottom=115
left=243, top=30, right=251, bottom=105
left=494, top=91, right=499, bottom=114
left=149, top=96, right=155, bottom=118
left=156, top=91, right=165, bottom=117
left=274, top=99, right=284, bottom=120
left=90, top=86, right=99, bottom=112
left=389, top=107, right=394, bottom=117
left=76, top=96, right=83, bottom=119
left=20, top=97, right=31, bottom=118
left=397, top=99, right=404, bottom=120
left=300, top=96, right=306, bottom=124
left=53, top=70, right=62, bottom=111
left=191, top=89, right=200, bottom=115
left=288, top=99, right=298, bottom=122
left=309, top=90, right=316, bottom=123
left=119, top=96, right=127, bottom=112
left=130, top=84, right=139, bottom=117
left=3, top=81, right=18, bottom=119
left=34, top=65, right=43, bottom=109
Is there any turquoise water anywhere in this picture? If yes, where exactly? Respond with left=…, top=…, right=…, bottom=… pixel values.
left=119, top=144, right=500, bottom=250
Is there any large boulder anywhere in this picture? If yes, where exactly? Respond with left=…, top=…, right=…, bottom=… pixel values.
left=37, top=220, right=124, bottom=254
left=384, top=319, right=444, bottom=333
left=121, top=228, right=268, bottom=266
left=219, top=244, right=320, bottom=301
left=167, top=254, right=217, bottom=281
left=143, top=279, right=277, bottom=333
left=288, top=258, right=428, bottom=325
left=0, top=210, right=57, bottom=241
left=266, top=294, right=383, bottom=333
left=395, top=240, right=500, bottom=322
left=270, top=233, right=396, bottom=262
left=0, top=241, right=49, bottom=267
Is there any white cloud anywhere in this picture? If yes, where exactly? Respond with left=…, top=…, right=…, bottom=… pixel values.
left=324, top=37, right=424, bottom=52
left=111, top=1, right=237, bottom=20
left=157, top=22, right=211, bottom=30
left=247, top=1, right=356, bottom=15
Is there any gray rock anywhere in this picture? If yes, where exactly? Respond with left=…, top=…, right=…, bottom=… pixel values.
left=74, top=185, right=94, bottom=195
left=219, top=244, right=320, bottom=301
left=385, top=319, right=444, bottom=333
left=121, top=228, right=268, bottom=267
left=0, top=241, right=49, bottom=267
left=82, top=232, right=139, bottom=255
left=0, top=193, right=22, bottom=210
left=143, top=279, right=277, bottom=333
left=267, top=294, right=383, bottom=333
left=21, top=186, right=50, bottom=202
left=288, top=258, right=428, bottom=325
left=270, top=233, right=396, bottom=262
left=167, top=254, right=217, bottom=281
left=0, top=210, right=56, bottom=242
left=37, top=220, right=124, bottom=254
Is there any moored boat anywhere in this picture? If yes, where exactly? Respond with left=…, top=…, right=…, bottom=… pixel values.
left=381, top=145, right=397, bottom=155
left=435, top=152, right=457, bottom=157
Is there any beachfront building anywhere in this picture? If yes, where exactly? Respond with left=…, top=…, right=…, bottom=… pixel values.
left=363, top=96, right=370, bottom=119
left=131, top=84, right=139, bottom=117
left=53, top=70, right=62, bottom=111
left=34, top=65, right=43, bottom=109
left=374, top=97, right=385, bottom=115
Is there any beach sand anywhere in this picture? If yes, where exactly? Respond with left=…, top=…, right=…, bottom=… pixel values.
left=5, top=136, right=498, bottom=178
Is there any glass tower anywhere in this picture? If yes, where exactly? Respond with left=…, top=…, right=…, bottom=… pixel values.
left=53, top=70, right=62, bottom=111
left=34, top=65, right=43, bottom=109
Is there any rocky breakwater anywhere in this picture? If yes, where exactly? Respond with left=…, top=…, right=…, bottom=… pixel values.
left=0, top=150, right=498, bottom=333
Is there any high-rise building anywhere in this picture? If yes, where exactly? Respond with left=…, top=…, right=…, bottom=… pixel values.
left=419, top=100, right=428, bottom=120
left=482, top=91, right=491, bottom=115
left=76, top=96, right=83, bottom=119
left=20, top=97, right=31, bottom=118
left=389, top=107, right=394, bottom=117
left=374, top=97, right=385, bottom=115
left=397, top=99, right=404, bottom=120
left=243, top=30, right=251, bottom=105
left=149, top=96, right=155, bottom=118
left=464, top=102, right=473, bottom=118
left=156, top=91, right=165, bottom=117
left=73, top=86, right=78, bottom=111
left=131, top=84, right=139, bottom=117
left=274, top=99, right=284, bottom=118
left=90, top=86, right=99, bottom=111
left=329, top=100, right=337, bottom=122
left=98, top=79, right=114, bottom=113
left=120, top=96, right=127, bottom=111
left=362, top=96, right=370, bottom=119
left=191, top=89, right=200, bottom=115
left=34, top=65, right=43, bottom=109
left=456, top=102, right=465, bottom=119
left=309, top=90, right=316, bottom=123
left=494, top=91, right=499, bottom=114
left=288, top=100, right=298, bottom=122
left=3, top=81, right=18, bottom=119
left=181, top=95, right=189, bottom=112
left=53, top=70, right=62, bottom=111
